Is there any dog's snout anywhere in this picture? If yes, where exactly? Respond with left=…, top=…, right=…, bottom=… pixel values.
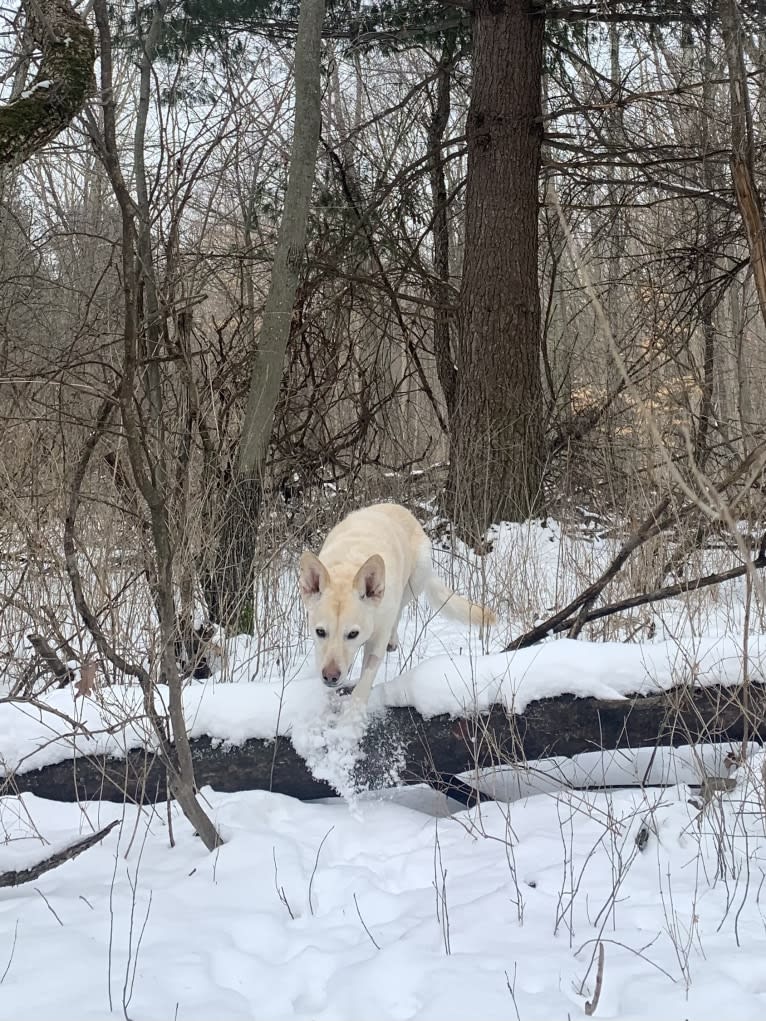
left=322, top=664, right=341, bottom=686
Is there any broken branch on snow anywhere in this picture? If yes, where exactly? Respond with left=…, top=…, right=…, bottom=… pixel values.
left=0, top=820, right=118, bottom=888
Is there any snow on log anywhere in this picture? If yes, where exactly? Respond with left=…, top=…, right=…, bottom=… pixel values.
left=5, top=682, right=764, bottom=804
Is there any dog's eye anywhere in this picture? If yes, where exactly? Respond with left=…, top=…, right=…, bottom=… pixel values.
left=315, top=628, right=327, bottom=638
left=346, top=629, right=359, bottom=640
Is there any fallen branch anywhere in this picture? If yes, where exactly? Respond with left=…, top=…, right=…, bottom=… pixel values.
left=0, top=820, right=118, bottom=888
left=506, top=449, right=766, bottom=650
left=506, top=497, right=673, bottom=651
left=525, top=549, right=766, bottom=641
left=26, top=633, right=76, bottom=687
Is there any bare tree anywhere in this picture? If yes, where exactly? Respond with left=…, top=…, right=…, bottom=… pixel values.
left=72, top=0, right=224, bottom=850
left=209, top=0, right=326, bottom=629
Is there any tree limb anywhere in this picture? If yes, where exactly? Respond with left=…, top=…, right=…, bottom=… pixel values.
left=26, top=634, right=75, bottom=687
left=0, top=820, right=118, bottom=888
left=0, top=0, right=94, bottom=166
left=506, top=496, right=673, bottom=651
left=518, top=548, right=766, bottom=645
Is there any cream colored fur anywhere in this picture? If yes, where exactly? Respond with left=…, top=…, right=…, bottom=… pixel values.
left=299, top=503, right=496, bottom=706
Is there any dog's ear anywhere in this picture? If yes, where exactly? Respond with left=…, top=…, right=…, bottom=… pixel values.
left=353, top=554, right=385, bottom=603
left=299, top=552, right=329, bottom=602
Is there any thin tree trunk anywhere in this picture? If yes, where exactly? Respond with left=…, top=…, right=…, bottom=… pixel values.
left=604, top=19, right=624, bottom=473
left=428, top=36, right=457, bottom=422
left=720, top=0, right=766, bottom=327
left=540, top=73, right=572, bottom=429
left=238, top=0, right=325, bottom=480
left=737, top=273, right=756, bottom=453
left=209, top=0, right=325, bottom=631
left=445, top=0, right=545, bottom=536
left=695, top=23, right=717, bottom=468
left=80, top=0, right=222, bottom=851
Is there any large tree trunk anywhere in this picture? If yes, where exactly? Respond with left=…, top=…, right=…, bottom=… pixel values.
left=0, top=0, right=94, bottom=167
left=445, top=0, right=545, bottom=536
left=207, top=0, right=325, bottom=631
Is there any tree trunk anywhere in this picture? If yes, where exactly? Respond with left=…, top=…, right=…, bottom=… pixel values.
left=720, top=0, right=766, bottom=328
left=428, top=36, right=458, bottom=422
left=208, top=0, right=325, bottom=631
left=78, top=0, right=223, bottom=851
left=694, top=22, right=717, bottom=468
left=237, top=0, right=325, bottom=482
left=445, top=0, right=545, bottom=536
left=0, top=0, right=94, bottom=167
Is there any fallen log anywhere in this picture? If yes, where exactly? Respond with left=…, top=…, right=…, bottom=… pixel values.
left=4, top=682, right=764, bottom=804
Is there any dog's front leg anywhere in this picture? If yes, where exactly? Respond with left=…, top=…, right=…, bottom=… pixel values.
left=350, top=642, right=384, bottom=706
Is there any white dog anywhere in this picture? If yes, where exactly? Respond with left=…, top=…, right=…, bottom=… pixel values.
left=299, top=503, right=496, bottom=705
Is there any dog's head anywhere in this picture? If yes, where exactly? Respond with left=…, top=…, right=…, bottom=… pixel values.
left=299, top=551, right=385, bottom=688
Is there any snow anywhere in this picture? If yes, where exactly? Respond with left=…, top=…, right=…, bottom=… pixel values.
left=1, top=516, right=766, bottom=1018
left=379, top=632, right=766, bottom=715
left=18, top=80, right=52, bottom=100
left=1, top=770, right=766, bottom=1020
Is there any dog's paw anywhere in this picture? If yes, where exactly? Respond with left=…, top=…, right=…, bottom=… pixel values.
left=386, top=641, right=398, bottom=653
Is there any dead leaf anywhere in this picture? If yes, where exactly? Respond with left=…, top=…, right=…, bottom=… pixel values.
left=75, top=660, right=97, bottom=698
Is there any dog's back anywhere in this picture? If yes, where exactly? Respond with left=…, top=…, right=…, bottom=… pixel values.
left=319, top=503, right=426, bottom=581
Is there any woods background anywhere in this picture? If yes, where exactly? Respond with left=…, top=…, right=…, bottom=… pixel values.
left=1, top=0, right=766, bottom=676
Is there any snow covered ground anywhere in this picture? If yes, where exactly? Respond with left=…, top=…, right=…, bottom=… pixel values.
left=1, top=517, right=765, bottom=1019
left=2, top=769, right=766, bottom=1020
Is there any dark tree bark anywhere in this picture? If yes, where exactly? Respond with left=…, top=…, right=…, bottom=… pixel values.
left=0, top=0, right=94, bottom=166
left=445, top=0, right=545, bottom=536
left=428, top=35, right=458, bottom=422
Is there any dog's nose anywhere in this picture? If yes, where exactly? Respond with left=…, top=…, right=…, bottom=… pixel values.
left=322, top=666, right=341, bottom=686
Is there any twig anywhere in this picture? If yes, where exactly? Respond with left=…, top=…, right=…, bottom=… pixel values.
left=34, top=888, right=64, bottom=926
left=0, top=820, right=118, bottom=888
left=272, top=848, right=295, bottom=920
left=353, top=892, right=380, bottom=950
left=584, top=942, right=605, bottom=1015
left=505, top=963, right=521, bottom=1021
left=0, top=921, right=18, bottom=984
left=308, top=826, right=334, bottom=916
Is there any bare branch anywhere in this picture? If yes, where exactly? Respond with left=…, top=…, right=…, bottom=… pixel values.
left=0, top=820, right=118, bottom=888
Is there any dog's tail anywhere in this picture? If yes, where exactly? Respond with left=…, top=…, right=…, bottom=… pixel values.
left=424, top=575, right=496, bottom=628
